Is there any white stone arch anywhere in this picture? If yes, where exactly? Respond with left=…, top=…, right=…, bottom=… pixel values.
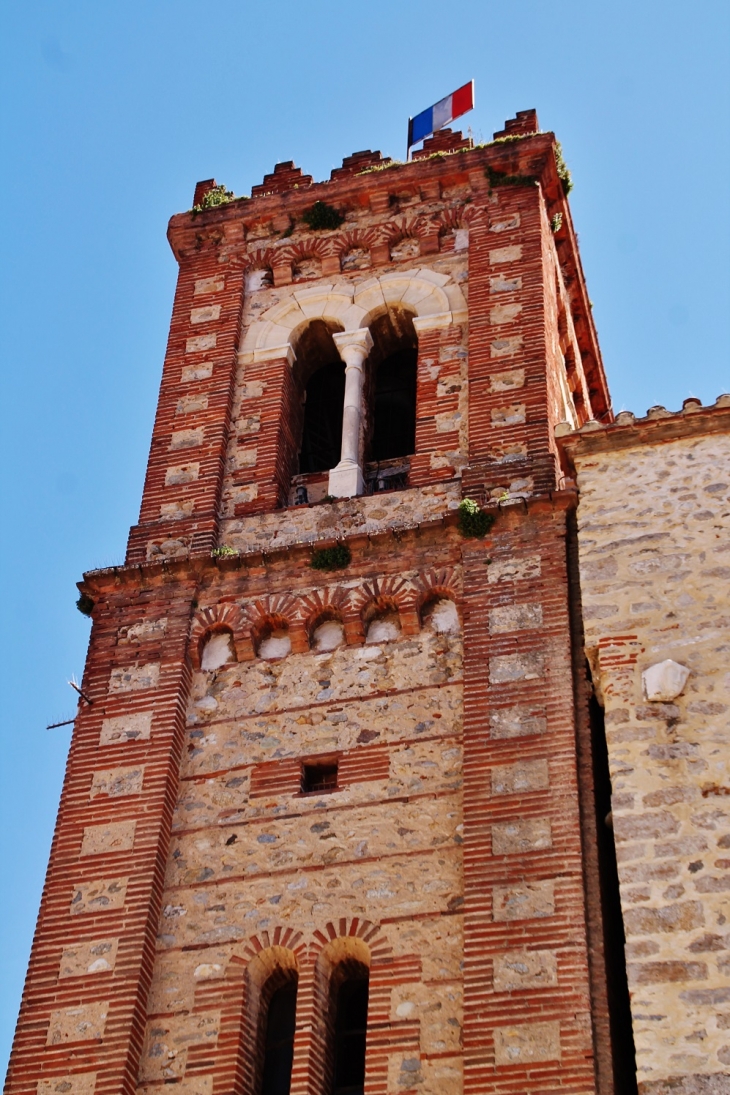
left=238, top=268, right=467, bottom=363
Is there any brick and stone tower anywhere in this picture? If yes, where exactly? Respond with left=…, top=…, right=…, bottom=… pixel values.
left=6, top=111, right=626, bottom=1095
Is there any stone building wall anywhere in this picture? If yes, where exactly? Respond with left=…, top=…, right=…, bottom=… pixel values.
left=137, top=556, right=466, bottom=1092
left=561, top=398, right=730, bottom=1094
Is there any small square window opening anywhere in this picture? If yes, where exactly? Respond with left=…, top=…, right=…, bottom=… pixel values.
left=301, top=761, right=339, bottom=794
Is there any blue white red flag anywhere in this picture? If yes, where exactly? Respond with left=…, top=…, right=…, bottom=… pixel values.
left=408, top=81, right=475, bottom=154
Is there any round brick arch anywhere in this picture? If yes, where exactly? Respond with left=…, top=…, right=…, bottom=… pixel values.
left=238, top=269, right=467, bottom=363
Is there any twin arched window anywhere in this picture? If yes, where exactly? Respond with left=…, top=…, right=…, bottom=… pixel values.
left=295, top=311, right=417, bottom=478
left=253, top=956, right=369, bottom=1095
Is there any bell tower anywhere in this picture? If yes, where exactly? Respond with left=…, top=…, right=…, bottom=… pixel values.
left=6, top=111, right=624, bottom=1095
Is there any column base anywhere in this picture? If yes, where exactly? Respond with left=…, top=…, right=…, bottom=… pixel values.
left=328, top=461, right=364, bottom=498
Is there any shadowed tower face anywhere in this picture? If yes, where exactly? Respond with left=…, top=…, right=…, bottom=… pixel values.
left=7, top=113, right=640, bottom=1095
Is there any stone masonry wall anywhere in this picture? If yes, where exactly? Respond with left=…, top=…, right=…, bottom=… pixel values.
left=568, top=413, right=730, bottom=1093
left=136, top=550, right=466, bottom=1094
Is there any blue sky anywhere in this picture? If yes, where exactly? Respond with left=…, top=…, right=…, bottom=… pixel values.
left=1, top=0, right=728, bottom=1073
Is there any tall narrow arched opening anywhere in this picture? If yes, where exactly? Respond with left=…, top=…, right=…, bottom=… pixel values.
left=295, top=320, right=345, bottom=475
left=330, top=964, right=369, bottom=1095
left=312, top=938, right=371, bottom=1095
left=240, top=945, right=299, bottom=1095
left=364, top=309, right=417, bottom=470
left=259, top=977, right=298, bottom=1095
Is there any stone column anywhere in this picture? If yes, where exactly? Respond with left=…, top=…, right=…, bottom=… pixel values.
left=328, top=328, right=373, bottom=498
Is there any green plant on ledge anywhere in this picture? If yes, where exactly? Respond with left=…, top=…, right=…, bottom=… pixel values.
left=310, top=544, right=351, bottom=571
left=76, top=593, right=94, bottom=616
left=554, top=141, right=573, bottom=195
left=457, top=498, right=496, bottom=539
left=486, top=165, right=537, bottom=192
left=550, top=212, right=564, bottom=233
left=212, top=545, right=238, bottom=558
left=191, top=184, right=235, bottom=215
left=301, top=201, right=345, bottom=231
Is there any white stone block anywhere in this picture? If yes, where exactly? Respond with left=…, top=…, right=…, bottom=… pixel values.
left=165, top=463, right=200, bottom=486
left=412, top=312, right=453, bottom=332
left=490, top=302, right=523, bottom=325
left=489, top=213, right=521, bottom=233
left=185, top=333, right=216, bottom=353
left=176, top=394, right=208, bottom=415
left=181, top=361, right=213, bottom=383
left=170, top=428, right=204, bottom=450
left=414, top=267, right=450, bottom=287
left=194, top=276, right=224, bottom=295
left=328, top=461, right=364, bottom=498
left=100, top=711, right=152, bottom=745
left=46, top=1002, right=108, bottom=1045
left=190, top=305, right=221, bottom=324
left=642, top=659, right=690, bottom=702
left=38, top=1075, right=96, bottom=1095
left=201, top=632, right=235, bottom=671
left=489, top=245, right=522, bottom=265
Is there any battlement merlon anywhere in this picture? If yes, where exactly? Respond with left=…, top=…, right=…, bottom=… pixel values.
left=167, top=126, right=608, bottom=419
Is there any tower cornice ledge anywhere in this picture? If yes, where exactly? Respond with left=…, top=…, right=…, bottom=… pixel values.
left=78, top=488, right=578, bottom=598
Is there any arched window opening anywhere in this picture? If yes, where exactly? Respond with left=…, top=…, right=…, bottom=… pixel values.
left=200, top=627, right=236, bottom=671
left=260, top=980, right=298, bottom=1095
left=244, top=947, right=299, bottom=1095
left=331, top=964, right=369, bottom=1095
left=421, top=595, right=460, bottom=635
left=365, top=310, right=417, bottom=465
left=296, top=321, right=346, bottom=475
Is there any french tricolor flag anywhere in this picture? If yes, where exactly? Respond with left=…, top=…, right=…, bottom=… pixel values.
left=408, top=81, right=475, bottom=154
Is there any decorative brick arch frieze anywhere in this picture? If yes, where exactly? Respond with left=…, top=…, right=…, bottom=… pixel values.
left=415, top=565, right=463, bottom=616
left=309, top=916, right=392, bottom=962
left=332, top=225, right=382, bottom=259
left=243, top=246, right=275, bottom=290
left=349, top=575, right=420, bottom=637
left=379, top=213, right=423, bottom=245
left=244, top=245, right=275, bottom=270
left=189, top=602, right=246, bottom=669
left=238, top=270, right=467, bottom=364
left=240, top=592, right=307, bottom=654
left=240, top=926, right=308, bottom=963
left=194, top=574, right=459, bottom=667
left=436, top=207, right=466, bottom=234
left=297, top=586, right=352, bottom=642
left=278, top=236, right=334, bottom=265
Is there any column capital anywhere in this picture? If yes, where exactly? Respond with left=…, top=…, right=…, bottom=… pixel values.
left=333, top=327, right=373, bottom=366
